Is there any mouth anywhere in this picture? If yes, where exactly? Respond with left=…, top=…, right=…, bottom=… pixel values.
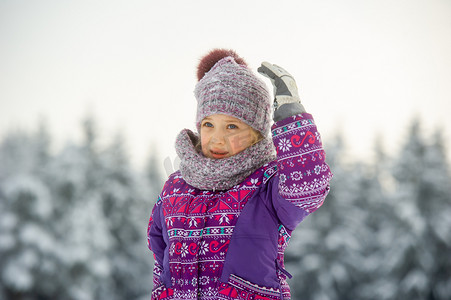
left=209, top=149, right=229, bottom=159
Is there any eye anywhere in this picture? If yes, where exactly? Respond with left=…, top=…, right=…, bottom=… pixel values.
left=202, top=122, right=213, bottom=128
left=227, top=124, right=238, bottom=129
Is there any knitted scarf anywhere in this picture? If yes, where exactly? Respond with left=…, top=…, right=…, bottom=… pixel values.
left=175, top=129, right=276, bottom=191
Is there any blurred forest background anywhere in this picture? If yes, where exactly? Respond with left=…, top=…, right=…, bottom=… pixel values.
left=0, top=115, right=450, bottom=300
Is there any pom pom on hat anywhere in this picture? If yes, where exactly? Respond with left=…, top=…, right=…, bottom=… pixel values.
left=197, top=49, right=247, bottom=81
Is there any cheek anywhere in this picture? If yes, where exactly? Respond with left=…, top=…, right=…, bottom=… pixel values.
left=200, top=133, right=210, bottom=150
left=228, top=131, right=253, bottom=151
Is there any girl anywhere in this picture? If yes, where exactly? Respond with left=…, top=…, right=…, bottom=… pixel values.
left=147, top=49, right=332, bottom=300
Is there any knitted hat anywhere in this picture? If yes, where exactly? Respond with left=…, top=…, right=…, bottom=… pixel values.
left=194, top=49, right=271, bottom=136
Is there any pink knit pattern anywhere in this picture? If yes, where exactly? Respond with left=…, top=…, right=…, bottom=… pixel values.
left=194, top=57, right=272, bottom=136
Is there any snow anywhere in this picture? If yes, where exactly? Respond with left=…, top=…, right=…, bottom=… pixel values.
left=1, top=113, right=450, bottom=299
left=0, top=212, right=17, bottom=250
left=0, top=127, right=156, bottom=299
left=2, top=253, right=34, bottom=290
left=3, top=174, right=52, bottom=218
left=19, top=224, right=55, bottom=253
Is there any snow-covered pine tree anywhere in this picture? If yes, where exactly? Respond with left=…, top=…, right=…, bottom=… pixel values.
left=285, top=133, right=380, bottom=300
left=0, top=128, right=58, bottom=299
left=99, top=132, right=154, bottom=299
left=354, top=135, right=403, bottom=300
left=421, top=128, right=451, bottom=299
left=0, top=115, right=160, bottom=299
left=379, top=118, right=451, bottom=299
left=46, top=116, right=114, bottom=299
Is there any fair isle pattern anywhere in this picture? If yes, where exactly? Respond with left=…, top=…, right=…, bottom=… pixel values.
left=272, top=113, right=332, bottom=213
left=153, top=263, right=164, bottom=288
left=218, top=274, right=281, bottom=300
left=152, top=161, right=278, bottom=300
left=277, top=225, right=292, bottom=300
left=148, top=112, right=333, bottom=300
left=151, top=284, right=174, bottom=300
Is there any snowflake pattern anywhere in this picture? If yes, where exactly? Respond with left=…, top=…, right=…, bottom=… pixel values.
left=314, top=165, right=322, bottom=175
left=169, top=243, right=176, bottom=256
left=291, top=171, right=303, bottom=181
left=279, top=173, right=287, bottom=184
left=199, top=240, right=209, bottom=255
left=191, top=277, right=197, bottom=287
left=199, top=276, right=210, bottom=285
left=180, top=243, right=188, bottom=257
left=278, top=138, right=292, bottom=152
left=148, top=113, right=332, bottom=300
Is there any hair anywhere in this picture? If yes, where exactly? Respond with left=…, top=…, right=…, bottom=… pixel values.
left=251, top=130, right=264, bottom=146
left=194, top=138, right=202, bottom=153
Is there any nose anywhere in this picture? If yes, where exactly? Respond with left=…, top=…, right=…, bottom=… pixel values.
left=210, top=129, right=226, bottom=145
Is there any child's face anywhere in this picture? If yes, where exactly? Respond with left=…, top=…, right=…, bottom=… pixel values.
left=200, top=114, right=258, bottom=159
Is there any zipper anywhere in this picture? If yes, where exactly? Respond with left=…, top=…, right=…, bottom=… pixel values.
left=276, top=260, right=292, bottom=279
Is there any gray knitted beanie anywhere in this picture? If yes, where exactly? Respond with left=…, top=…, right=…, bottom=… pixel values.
left=194, top=49, right=272, bottom=136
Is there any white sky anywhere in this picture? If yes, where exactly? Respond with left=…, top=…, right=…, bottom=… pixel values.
left=1, top=0, right=450, bottom=171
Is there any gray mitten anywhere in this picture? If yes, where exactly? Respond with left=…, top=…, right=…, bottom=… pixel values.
left=258, top=62, right=306, bottom=121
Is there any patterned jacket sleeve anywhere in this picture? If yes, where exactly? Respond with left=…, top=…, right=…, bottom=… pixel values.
left=147, top=196, right=166, bottom=289
left=271, top=112, right=332, bottom=228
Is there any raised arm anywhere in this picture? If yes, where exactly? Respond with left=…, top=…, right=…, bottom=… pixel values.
left=259, top=62, right=332, bottom=228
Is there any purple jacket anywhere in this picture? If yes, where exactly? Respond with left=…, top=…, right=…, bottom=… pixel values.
left=147, top=113, right=332, bottom=300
